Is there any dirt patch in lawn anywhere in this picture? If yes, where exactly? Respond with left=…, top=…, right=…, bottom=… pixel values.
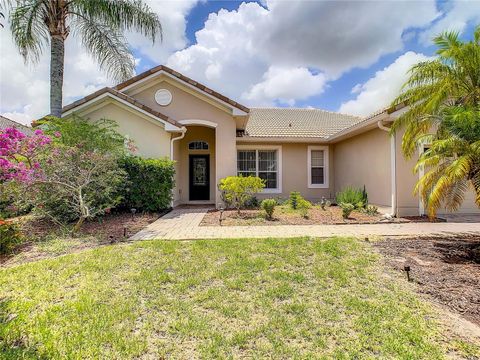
left=1, top=211, right=164, bottom=267
left=200, top=205, right=411, bottom=226
left=375, top=235, right=480, bottom=326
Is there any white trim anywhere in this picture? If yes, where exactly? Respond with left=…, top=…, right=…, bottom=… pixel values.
left=377, top=120, right=397, bottom=217
left=179, top=119, right=218, bottom=128
left=307, top=146, right=329, bottom=188
left=62, top=92, right=183, bottom=132
left=121, top=70, right=248, bottom=116
left=236, top=145, right=283, bottom=194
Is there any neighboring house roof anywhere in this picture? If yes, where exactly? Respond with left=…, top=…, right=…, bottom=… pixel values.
left=244, top=108, right=364, bottom=139
left=62, top=87, right=183, bottom=130
left=0, top=115, right=34, bottom=135
left=114, top=65, right=250, bottom=114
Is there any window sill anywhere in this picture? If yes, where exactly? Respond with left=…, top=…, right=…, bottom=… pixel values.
left=308, top=184, right=329, bottom=189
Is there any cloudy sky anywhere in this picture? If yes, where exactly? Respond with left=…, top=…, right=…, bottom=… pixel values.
left=1, top=0, right=479, bottom=125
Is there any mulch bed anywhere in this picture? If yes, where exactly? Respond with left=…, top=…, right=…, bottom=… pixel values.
left=1, top=211, right=165, bottom=266
left=200, top=206, right=410, bottom=226
left=375, top=235, right=480, bottom=325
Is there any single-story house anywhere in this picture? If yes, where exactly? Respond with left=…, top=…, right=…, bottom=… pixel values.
left=62, top=65, right=479, bottom=217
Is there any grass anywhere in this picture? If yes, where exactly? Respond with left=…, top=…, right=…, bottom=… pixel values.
left=0, top=237, right=476, bottom=359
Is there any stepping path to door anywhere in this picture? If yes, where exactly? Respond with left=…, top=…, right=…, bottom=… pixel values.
left=130, top=207, right=480, bottom=240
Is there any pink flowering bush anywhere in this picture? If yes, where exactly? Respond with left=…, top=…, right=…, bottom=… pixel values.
left=0, top=127, right=51, bottom=182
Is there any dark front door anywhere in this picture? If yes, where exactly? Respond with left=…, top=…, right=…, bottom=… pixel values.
left=189, top=155, right=210, bottom=200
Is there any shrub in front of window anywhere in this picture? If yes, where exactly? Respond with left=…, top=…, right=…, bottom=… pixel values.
left=0, top=219, right=22, bottom=254
left=340, top=203, right=355, bottom=219
left=289, top=191, right=303, bottom=209
left=335, top=186, right=368, bottom=209
left=261, top=198, right=276, bottom=220
left=297, top=199, right=312, bottom=218
left=219, top=176, right=265, bottom=214
left=119, top=156, right=175, bottom=212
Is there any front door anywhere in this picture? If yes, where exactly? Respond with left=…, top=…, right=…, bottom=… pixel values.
left=189, top=155, right=210, bottom=201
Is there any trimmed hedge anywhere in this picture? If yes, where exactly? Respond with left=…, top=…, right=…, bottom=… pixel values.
left=119, top=156, right=175, bottom=212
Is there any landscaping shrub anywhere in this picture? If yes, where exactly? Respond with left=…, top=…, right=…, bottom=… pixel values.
left=340, top=203, right=355, bottom=219
left=219, top=176, right=265, bottom=214
left=336, top=186, right=368, bottom=209
left=0, top=219, right=22, bottom=254
left=298, top=199, right=312, bottom=218
left=366, top=204, right=378, bottom=215
left=119, top=156, right=175, bottom=212
left=244, top=196, right=260, bottom=209
left=320, top=196, right=331, bottom=211
left=289, top=191, right=303, bottom=209
left=261, top=199, right=276, bottom=220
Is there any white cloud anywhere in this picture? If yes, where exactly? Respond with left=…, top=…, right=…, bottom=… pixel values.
left=242, top=66, right=327, bottom=106
left=0, top=1, right=198, bottom=124
left=167, top=0, right=439, bottom=107
left=419, top=1, right=480, bottom=45
left=339, top=51, right=431, bottom=116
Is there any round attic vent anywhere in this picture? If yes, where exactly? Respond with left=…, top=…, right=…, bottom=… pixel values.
left=155, top=89, right=172, bottom=106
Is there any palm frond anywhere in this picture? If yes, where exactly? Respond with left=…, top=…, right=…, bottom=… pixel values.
left=9, top=1, right=49, bottom=63
left=71, top=15, right=134, bottom=81
left=71, top=0, right=162, bottom=43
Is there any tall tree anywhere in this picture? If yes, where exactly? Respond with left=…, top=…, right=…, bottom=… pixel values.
left=391, top=26, right=480, bottom=157
left=4, top=0, right=162, bottom=117
left=391, top=26, right=480, bottom=216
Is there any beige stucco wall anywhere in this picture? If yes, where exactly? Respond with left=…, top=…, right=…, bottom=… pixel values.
left=128, top=77, right=238, bottom=204
left=74, top=101, right=171, bottom=158
left=235, top=142, right=335, bottom=203
left=174, top=126, right=216, bottom=204
left=333, top=128, right=391, bottom=207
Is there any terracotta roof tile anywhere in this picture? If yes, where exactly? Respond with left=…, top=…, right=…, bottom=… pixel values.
left=244, top=108, right=363, bottom=139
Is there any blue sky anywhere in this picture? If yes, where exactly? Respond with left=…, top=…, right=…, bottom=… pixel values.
left=1, top=0, right=479, bottom=124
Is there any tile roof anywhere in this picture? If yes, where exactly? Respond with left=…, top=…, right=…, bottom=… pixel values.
left=0, top=115, right=34, bottom=135
left=244, top=108, right=364, bottom=139
left=114, top=65, right=250, bottom=114
left=62, top=87, right=183, bottom=129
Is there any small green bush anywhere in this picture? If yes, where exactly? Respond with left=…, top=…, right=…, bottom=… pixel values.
left=289, top=191, right=303, bottom=209
left=320, top=197, right=331, bottom=211
left=119, top=156, right=175, bottom=212
left=336, top=186, right=368, bottom=209
left=219, top=176, right=265, bottom=214
left=298, top=199, right=312, bottom=218
left=366, top=204, right=378, bottom=215
left=261, top=199, right=276, bottom=220
left=340, top=203, right=355, bottom=219
left=0, top=219, right=22, bottom=254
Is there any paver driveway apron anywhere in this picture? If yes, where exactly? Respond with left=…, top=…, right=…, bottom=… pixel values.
left=130, top=207, right=480, bottom=240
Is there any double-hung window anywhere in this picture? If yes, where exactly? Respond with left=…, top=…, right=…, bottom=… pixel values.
left=237, top=146, right=281, bottom=192
left=308, top=146, right=329, bottom=188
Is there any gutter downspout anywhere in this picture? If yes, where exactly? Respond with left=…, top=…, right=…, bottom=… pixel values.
left=378, top=120, right=397, bottom=217
left=169, top=127, right=187, bottom=207
left=170, top=127, right=187, bottom=160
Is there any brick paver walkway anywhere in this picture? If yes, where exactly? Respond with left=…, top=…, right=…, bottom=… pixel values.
left=131, top=207, right=480, bottom=240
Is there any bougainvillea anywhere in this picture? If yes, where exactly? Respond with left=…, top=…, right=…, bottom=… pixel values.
left=0, top=127, right=52, bottom=182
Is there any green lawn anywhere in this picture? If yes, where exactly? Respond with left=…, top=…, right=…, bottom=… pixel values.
left=0, top=237, right=476, bottom=359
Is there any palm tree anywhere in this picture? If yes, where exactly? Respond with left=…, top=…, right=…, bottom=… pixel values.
left=414, top=105, right=480, bottom=217
left=391, top=26, right=480, bottom=157
left=4, top=0, right=162, bottom=117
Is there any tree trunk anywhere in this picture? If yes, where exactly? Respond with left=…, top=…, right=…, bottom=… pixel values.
left=72, top=216, right=86, bottom=235
left=50, top=36, right=65, bottom=118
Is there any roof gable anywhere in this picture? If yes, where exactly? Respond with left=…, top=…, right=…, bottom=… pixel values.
left=114, top=65, right=249, bottom=115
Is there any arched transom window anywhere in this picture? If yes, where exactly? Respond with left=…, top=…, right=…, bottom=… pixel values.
left=188, top=141, right=209, bottom=150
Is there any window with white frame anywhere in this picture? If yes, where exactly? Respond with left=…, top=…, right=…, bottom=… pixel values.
left=237, top=147, right=281, bottom=191
left=308, top=146, right=328, bottom=188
